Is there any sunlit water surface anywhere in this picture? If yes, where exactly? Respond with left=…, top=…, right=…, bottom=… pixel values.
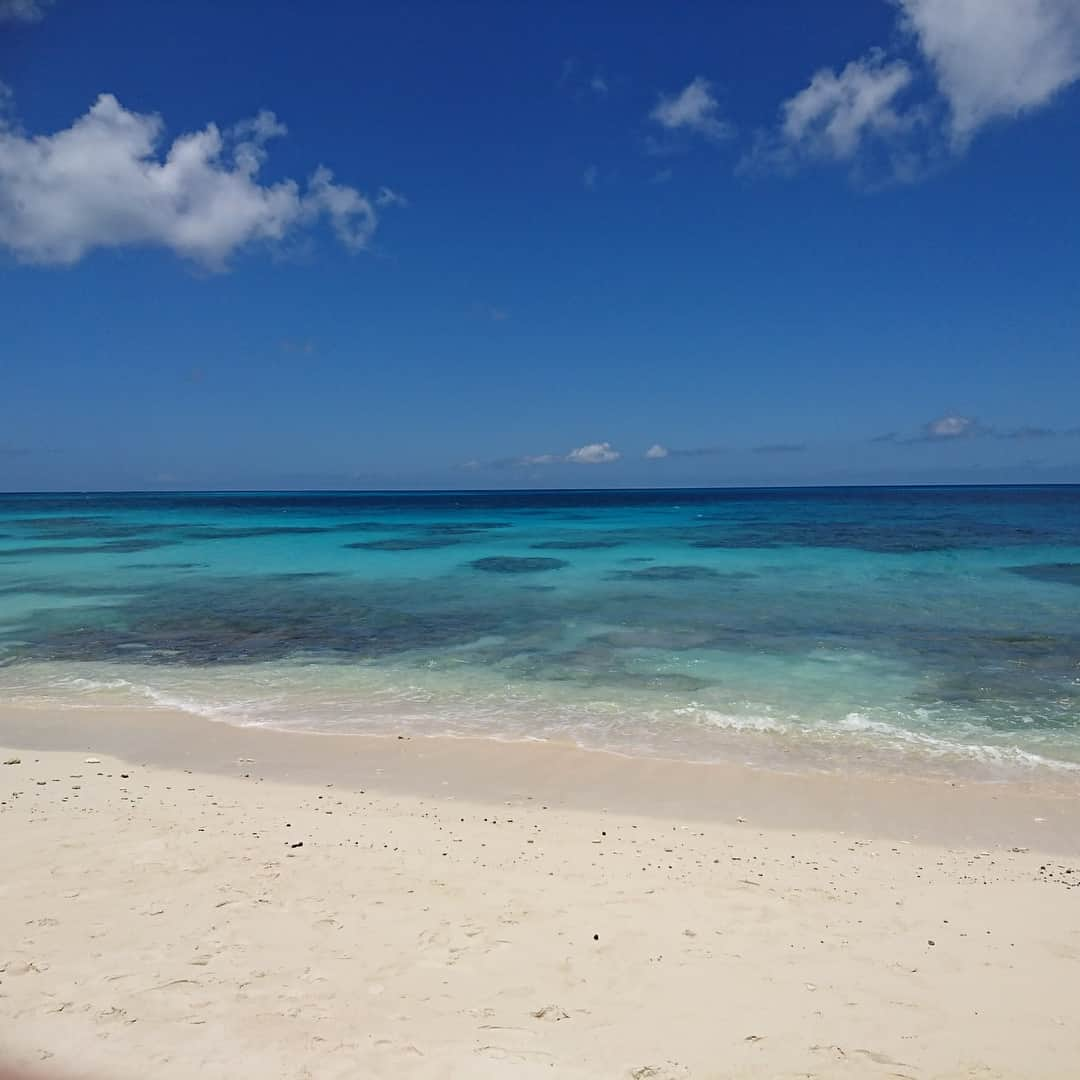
left=2, top=487, right=1079, bottom=780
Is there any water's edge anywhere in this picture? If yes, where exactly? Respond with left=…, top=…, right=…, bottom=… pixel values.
left=3, top=487, right=1079, bottom=782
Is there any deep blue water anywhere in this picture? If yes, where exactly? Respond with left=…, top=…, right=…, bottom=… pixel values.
left=1, top=486, right=1079, bottom=778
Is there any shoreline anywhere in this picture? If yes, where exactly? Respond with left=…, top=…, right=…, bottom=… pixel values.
left=2, top=704, right=1079, bottom=853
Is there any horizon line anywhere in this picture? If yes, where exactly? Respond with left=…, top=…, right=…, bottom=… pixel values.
left=3, top=481, right=1080, bottom=497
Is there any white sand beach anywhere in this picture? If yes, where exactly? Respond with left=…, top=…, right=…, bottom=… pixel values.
left=2, top=706, right=1079, bottom=1079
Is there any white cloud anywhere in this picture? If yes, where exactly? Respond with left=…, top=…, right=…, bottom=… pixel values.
left=567, top=441, right=621, bottom=464
left=922, top=413, right=977, bottom=439
left=897, top=0, right=1080, bottom=145
left=583, top=164, right=598, bottom=190
left=0, top=0, right=51, bottom=23
left=650, top=76, right=732, bottom=141
left=744, top=49, right=921, bottom=181
left=645, top=443, right=670, bottom=459
left=879, top=414, right=1058, bottom=443
left=0, top=92, right=394, bottom=269
left=479, top=442, right=624, bottom=469
left=590, top=74, right=609, bottom=97
left=375, top=186, right=409, bottom=208
left=780, top=50, right=915, bottom=161
left=305, top=165, right=376, bottom=253
left=749, top=0, right=1080, bottom=182
left=233, top=109, right=288, bottom=146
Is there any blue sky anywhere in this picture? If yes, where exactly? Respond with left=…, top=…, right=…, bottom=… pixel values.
left=1, top=0, right=1079, bottom=490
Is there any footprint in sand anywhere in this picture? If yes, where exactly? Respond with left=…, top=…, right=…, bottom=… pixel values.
left=629, top=1065, right=689, bottom=1080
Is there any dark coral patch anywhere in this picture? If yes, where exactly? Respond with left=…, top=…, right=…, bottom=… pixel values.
left=1006, top=563, right=1080, bottom=587
left=182, top=526, right=330, bottom=540
left=0, top=539, right=179, bottom=557
left=530, top=539, right=624, bottom=550
left=609, top=565, right=756, bottom=582
left=468, top=556, right=568, bottom=574
left=346, top=537, right=463, bottom=551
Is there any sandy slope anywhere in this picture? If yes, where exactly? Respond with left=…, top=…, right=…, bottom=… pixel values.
left=1, top=722, right=1079, bottom=1079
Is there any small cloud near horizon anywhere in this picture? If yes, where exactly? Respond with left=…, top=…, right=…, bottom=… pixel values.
left=567, top=441, right=621, bottom=464
left=468, top=441, right=622, bottom=470
left=645, top=443, right=726, bottom=459
left=995, top=426, right=1056, bottom=441
left=922, top=414, right=980, bottom=440
left=753, top=442, right=807, bottom=454
left=875, top=414, right=1065, bottom=444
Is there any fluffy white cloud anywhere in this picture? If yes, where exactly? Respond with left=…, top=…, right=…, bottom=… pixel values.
left=567, top=442, right=621, bottom=464
left=645, top=443, right=670, bottom=459
left=0, top=0, right=51, bottom=22
left=650, top=76, right=732, bottom=141
left=743, top=49, right=922, bottom=181
left=0, top=93, right=393, bottom=269
left=750, top=0, right=1080, bottom=181
left=897, top=0, right=1080, bottom=144
left=779, top=51, right=915, bottom=161
left=305, top=165, right=376, bottom=253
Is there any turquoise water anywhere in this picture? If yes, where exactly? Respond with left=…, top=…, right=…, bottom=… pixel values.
left=1, top=488, right=1079, bottom=778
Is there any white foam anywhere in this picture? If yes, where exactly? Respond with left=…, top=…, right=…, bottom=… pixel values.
left=840, top=711, right=1080, bottom=772
left=4, top=660, right=1080, bottom=778
left=673, top=705, right=788, bottom=734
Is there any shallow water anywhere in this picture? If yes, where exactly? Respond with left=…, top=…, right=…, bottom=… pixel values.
left=2, top=487, right=1079, bottom=779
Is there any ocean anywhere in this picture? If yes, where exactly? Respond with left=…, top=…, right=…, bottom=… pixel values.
left=1, top=487, right=1079, bottom=779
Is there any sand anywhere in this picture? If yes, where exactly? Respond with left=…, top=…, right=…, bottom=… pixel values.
left=2, top=707, right=1080, bottom=1079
